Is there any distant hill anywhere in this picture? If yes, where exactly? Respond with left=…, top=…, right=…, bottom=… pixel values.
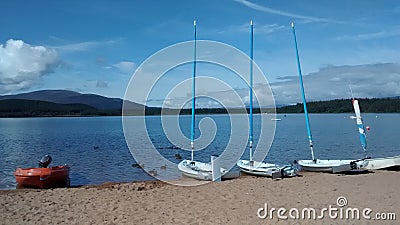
left=1, top=90, right=400, bottom=117
left=0, top=90, right=143, bottom=110
left=0, top=99, right=98, bottom=117
left=277, top=98, right=400, bottom=113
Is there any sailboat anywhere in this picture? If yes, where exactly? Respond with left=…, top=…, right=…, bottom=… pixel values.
left=291, top=22, right=367, bottom=173
left=352, top=97, right=400, bottom=169
left=236, top=20, right=297, bottom=178
left=177, top=20, right=228, bottom=181
left=365, top=155, right=400, bottom=170
left=350, top=88, right=400, bottom=170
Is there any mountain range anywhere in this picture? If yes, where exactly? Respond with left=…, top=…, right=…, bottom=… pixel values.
left=0, top=90, right=399, bottom=117
left=0, top=90, right=143, bottom=110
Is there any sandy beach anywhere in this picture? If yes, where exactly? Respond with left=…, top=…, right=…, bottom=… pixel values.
left=1, top=170, right=399, bottom=224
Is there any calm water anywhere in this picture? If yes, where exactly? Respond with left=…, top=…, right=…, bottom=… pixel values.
left=1, top=114, right=399, bottom=189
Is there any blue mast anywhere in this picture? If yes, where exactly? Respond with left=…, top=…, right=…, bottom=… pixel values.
left=291, top=22, right=315, bottom=161
left=249, top=20, right=254, bottom=162
left=191, top=20, right=197, bottom=162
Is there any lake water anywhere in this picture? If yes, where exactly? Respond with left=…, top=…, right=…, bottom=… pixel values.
left=1, top=114, right=399, bottom=189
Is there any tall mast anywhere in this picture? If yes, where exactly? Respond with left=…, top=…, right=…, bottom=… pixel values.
left=190, top=20, right=197, bottom=162
left=249, top=20, right=254, bottom=161
left=291, top=22, right=315, bottom=161
left=349, top=84, right=355, bottom=100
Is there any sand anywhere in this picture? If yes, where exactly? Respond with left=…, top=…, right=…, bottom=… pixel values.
left=1, top=170, right=399, bottom=224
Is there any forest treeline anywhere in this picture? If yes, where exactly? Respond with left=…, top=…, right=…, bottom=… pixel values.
left=277, top=98, right=400, bottom=113
left=1, top=98, right=399, bottom=117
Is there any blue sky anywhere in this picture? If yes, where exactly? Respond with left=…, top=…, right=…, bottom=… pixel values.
left=1, top=0, right=399, bottom=106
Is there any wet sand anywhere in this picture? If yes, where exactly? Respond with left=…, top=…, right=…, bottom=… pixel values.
left=1, top=170, right=399, bottom=224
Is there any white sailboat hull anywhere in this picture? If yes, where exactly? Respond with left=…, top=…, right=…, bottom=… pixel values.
left=296, top=159, right=368, bottom=173
left=178, top=160, right=227, bottom=181
left=237, top=160, right=297, bottom=177
left=364, top=155, right=400, bottom=170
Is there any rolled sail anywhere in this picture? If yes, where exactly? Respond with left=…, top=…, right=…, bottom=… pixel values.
left=352, top=99, right=367, bottom=151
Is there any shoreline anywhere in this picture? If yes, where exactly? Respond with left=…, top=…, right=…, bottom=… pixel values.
left=0, top=112, right=395, bottom=119
left=1, top=170, right=399, bottom=224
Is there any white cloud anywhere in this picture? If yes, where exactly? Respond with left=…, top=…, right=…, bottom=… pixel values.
left=336, top=29, right=400, bottom=41
left=393, top=5, right=400, bottom=14
left=156, top=63, right=400, bottom=108
left=234, top=0, right=328, bottom=23
left=217, top=22, right=285, bottom=35
left=53, top=39, right=119, bottom=52
left=0, top=39, right=60, bottom=94
left=96, top=80, right=108, bottom=88
left=113, top=61, right=137, bottom=74
left=271, top=63, right=400, bottom=104
left=148, top=83, right=276, bottom=109
left=256, top=24, right=286, bottom=34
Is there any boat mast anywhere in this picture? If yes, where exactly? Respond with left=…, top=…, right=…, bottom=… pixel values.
left=249, top=20, right=254, bottom=162
left=291, top=22, right=315, bottom=161
left=190, top=20, right=197, bottom=162
left=349, top=84, right=355, bottom=100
